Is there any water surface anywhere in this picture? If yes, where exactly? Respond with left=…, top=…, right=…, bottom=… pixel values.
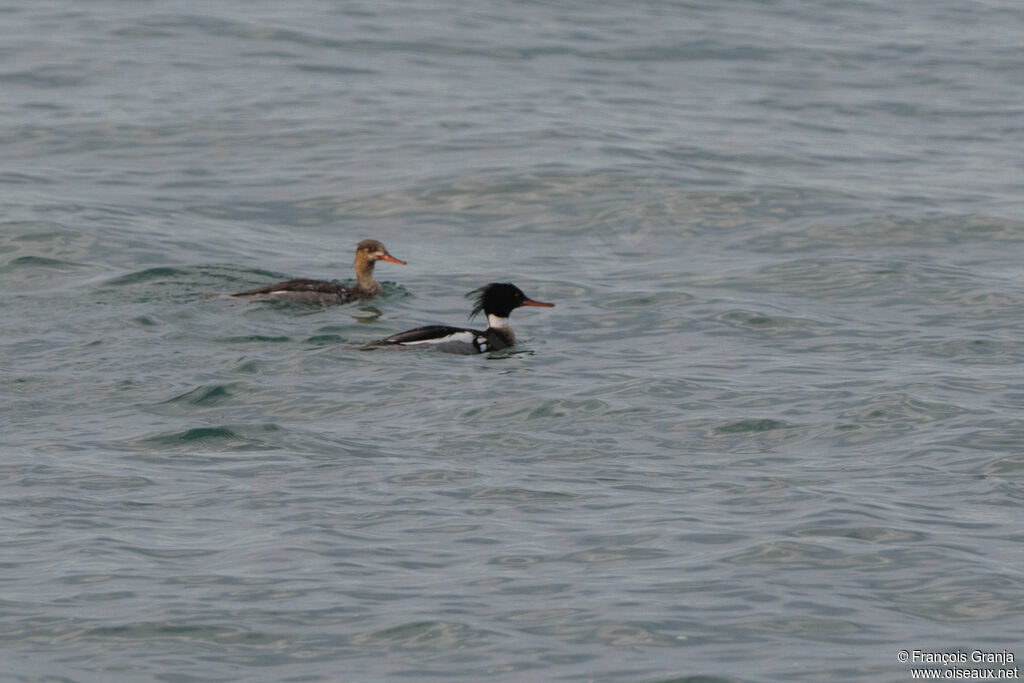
left=3, top=1, right=1024, bottom=681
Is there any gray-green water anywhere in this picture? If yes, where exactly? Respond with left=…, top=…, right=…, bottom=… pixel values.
left=3, top=2, right=1023, bottom=681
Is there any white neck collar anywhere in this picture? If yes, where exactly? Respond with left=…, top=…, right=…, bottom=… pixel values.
left=487, top=313, right=510, bottom=329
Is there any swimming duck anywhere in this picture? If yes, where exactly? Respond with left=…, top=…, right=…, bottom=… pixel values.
left=232, top=239, right=405, bottom=305
left=367, top=282, right=554, bottom=354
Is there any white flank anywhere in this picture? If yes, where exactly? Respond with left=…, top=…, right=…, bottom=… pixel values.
left=401, top=331, right=477, bottom=346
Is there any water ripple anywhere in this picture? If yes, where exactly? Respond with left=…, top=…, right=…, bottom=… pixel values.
left=5, top=1, right=1024, bottom=680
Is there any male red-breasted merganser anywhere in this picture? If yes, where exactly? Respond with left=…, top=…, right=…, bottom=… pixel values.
left=367, top=282, right=554, bottom=354
left=232, top=239, right=405, bottom=305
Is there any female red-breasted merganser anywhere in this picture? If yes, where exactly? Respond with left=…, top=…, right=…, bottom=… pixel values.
left=232, top=239, right=405, bottom=305
left=368, top=282, right=554, bottom=354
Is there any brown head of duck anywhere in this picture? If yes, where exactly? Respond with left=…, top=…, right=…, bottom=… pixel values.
left=353, top=239, right=406, bottom=295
